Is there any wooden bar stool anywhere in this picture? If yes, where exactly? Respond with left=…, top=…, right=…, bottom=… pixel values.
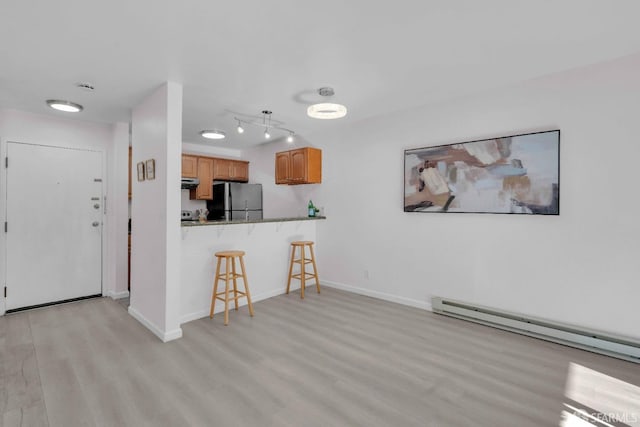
left=210, top=250, right=254, bottom=325
left=286, top=241, right=320, bottom=299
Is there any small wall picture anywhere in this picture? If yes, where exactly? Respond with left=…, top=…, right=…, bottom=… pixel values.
left=146, top=159, right=155, bottom=180
left=137, top=162, right=145, bottom=182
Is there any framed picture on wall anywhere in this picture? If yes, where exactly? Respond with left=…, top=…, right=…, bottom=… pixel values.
left=137, top=162, right=145, bottom=182
left=404, top=129, right=560, bottom=215
left=146, top=159, right=155, bottom=180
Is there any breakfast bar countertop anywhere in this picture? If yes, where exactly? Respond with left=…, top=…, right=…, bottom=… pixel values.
left=181, top=216, right=326, bottom=227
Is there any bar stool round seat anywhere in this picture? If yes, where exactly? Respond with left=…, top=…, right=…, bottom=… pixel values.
left=210, top=250, right=254, bottom=325
left=286, top=241, right=320, bottom=299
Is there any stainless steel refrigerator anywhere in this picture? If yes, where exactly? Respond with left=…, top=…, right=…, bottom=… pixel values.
left=206, top=182, right=263, bottom=221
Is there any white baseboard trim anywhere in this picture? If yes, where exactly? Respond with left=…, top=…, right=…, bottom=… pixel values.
left=106, top=290, right=130, bottom=300
left=180, top=287, right=286, bottom=324
left=321, top=280, right=432, bottom=311
left=128, top=305, right=183, bottom=342
left=180, top=283, right=431, bottom=325
left=181, top=309, right=210, bottom=324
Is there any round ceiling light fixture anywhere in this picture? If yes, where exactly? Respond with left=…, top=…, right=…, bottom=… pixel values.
left=200, top=129, right=226, bottom=140
left=46, top=99, right=83, bottom=113
left=307, top=87, right=347, bottom=119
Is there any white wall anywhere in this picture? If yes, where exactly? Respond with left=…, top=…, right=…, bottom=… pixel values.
left=129, top=82, right=183, bottom=342
left=244, top=138, right=324, bottom=219
left=106, top=122, right=130, bottom=299
left=182, top=141, right=242, bottom=159
left=295, top=54, right=640, bottom=339
left=0, top=109, right=119, bottom=315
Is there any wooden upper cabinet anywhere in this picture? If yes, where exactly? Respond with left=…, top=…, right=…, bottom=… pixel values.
left=213, top=158, right=249, bottom=182
left=192, top=157, right=214, bottom=200
left=184, top=154, right=249, bottom=200
left=275, top=147, right=322, bottom=185
left=182, top=155, right=198, bottom=178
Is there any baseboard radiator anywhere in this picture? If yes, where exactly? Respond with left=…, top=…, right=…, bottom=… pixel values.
left=431, top=297, right=640, bottom=364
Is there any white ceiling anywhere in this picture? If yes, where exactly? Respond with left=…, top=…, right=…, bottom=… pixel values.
left=2, top=1, right=640, bottom=149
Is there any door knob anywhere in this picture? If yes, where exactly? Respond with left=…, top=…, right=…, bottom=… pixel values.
left=94, top=204, right=100, bottom=209
left=92, top=221, right=100, bottom=227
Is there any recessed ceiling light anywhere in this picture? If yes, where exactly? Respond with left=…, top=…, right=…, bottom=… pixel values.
left=200, top=130, right=226, bottom=140
left=46, top=99, right=83, bottom=113
left=307, top=87, right=347, bottom=119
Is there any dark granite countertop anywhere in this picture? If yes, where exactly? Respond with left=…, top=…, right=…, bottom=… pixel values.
left=181, top=216, right=326, bottom=227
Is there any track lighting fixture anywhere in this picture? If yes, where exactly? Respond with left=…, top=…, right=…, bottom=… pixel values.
left=233, top=110, right=296, bottom=142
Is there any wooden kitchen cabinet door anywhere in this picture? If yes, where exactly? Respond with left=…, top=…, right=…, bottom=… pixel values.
left=182, top=155, right=198, bottom=178
left=213, top=158, right=231, bottom=180
left=289, top=149, right=307, bottom=182
left=275, top=151, right=291, bottom=184
left=194, top=157, right=214, bottom=200
left=231, top=161, right=249, bottom=182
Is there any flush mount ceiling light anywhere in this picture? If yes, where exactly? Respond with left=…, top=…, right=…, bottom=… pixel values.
left=200, top=129, right=226, bottom=140
left=307, top=87, right=347, bottom=119
left=234, top=110, right=295, bottom=142
left=46, top=99, right=83, bottom=113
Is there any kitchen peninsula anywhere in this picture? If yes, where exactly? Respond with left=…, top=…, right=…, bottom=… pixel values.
left=180, top=216, right=325, bottom=323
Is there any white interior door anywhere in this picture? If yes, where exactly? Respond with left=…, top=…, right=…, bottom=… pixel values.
left=5, top=142, right=103, bottom=310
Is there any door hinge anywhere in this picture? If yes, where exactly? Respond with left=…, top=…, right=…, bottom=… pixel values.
left=4, top=222, right=6, bottom=233
left=4, top=286, right=6, bottom=298
left=5, top=157, right=7, bottom=168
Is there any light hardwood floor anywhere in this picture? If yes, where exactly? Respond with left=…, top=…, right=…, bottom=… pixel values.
left=1, top=287, right=639, bottom=426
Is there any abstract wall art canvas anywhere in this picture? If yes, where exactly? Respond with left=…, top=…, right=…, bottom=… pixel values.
left=404, top=130, right=560, bottom=215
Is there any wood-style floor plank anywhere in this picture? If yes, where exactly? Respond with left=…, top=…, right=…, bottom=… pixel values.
left=1, top=287, right=639, bottom=426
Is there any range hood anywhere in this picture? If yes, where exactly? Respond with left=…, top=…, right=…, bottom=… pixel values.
left=181, top=177, right=200, bottom=189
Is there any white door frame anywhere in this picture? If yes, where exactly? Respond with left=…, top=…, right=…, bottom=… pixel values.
left=0, top=138, right=108, bottom=315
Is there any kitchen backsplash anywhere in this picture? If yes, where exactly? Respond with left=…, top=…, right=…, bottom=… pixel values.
left=181, top=189, right=206, bottom=213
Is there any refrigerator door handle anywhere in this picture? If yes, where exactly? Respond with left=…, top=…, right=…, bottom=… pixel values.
left=226, top=182, right=231, bottom=221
